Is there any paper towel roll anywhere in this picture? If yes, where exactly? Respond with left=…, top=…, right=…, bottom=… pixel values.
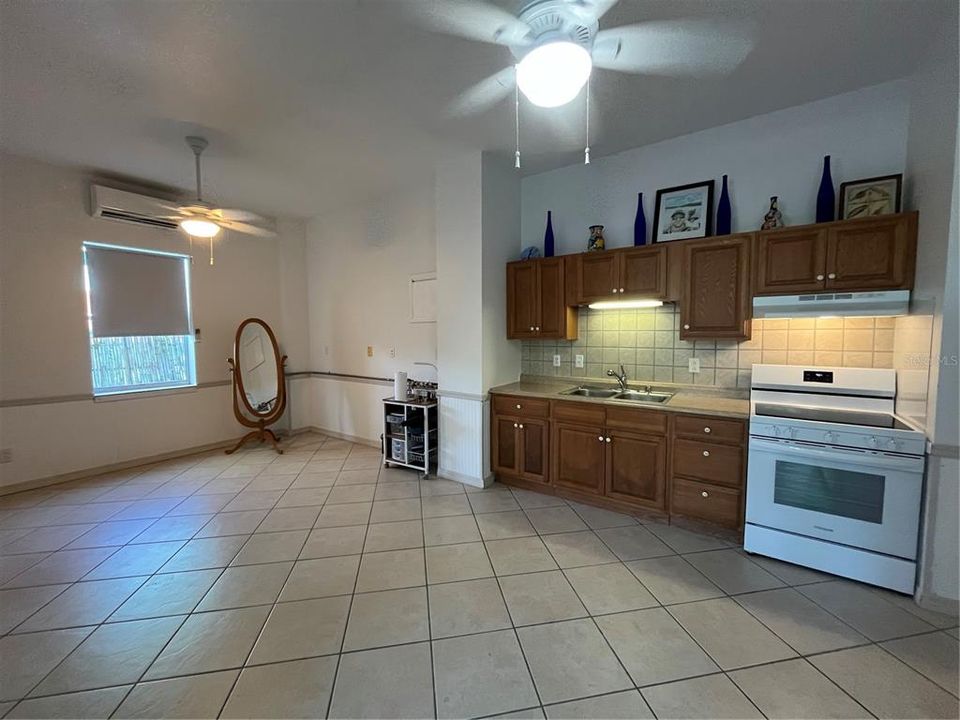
left=394, top=371, right=409, bottom=401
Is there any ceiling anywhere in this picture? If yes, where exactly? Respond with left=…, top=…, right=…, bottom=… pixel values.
left=0, top=0, right=948, bottom=219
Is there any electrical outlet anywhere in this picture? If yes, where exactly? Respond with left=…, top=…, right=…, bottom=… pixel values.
left=0, top=449, right=12, bottom=464
left=366, top=345, right=374, bottom=358
left=552, top=354, right=561, bottom=367
left=389, top=348, right=396, bottom=358
left=688, top=357, right=701, bottom=373
left=575, top=354, right=585, bottom=368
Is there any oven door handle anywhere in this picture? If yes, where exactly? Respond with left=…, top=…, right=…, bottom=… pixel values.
left=750, top=438, right=925, bottom=473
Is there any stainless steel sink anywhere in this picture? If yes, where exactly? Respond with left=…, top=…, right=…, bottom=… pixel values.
left=614, top=389, right=674, bottom=404
left=560, top=386, right=621, bottom=399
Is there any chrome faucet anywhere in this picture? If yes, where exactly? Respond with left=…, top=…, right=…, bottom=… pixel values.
left=607, top=364, right=628, bottom=391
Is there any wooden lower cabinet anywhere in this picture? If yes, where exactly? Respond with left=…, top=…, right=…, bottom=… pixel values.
left=606, top=430, right=667, bottom=511
left=671, top=477, right=742, bottom=528
left=553, top=422, right=605, bottom=494
left=492, top=414, right=549, bottom=485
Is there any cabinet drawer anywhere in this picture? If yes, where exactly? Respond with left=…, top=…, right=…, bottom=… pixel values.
left=552, top=401, right=605, bottom=426
left=605, top=406, right=667, bottom=434
left=672, top=439, right=744, bottom=488
left=671, top=477, right=741, bottom=528
left=673, top=415, right=745, bottom=445
left=493, top=395, right=549, bottom=419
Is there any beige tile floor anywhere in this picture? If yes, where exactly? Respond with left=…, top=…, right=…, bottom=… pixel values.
left=0, top=432, right=957, bottom=719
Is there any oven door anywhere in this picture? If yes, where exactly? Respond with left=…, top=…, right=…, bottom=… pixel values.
left=746, top=438, right=924, bottom=559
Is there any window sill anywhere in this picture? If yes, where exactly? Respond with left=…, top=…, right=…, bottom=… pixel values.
left=93, top=384, right=198, bottom=403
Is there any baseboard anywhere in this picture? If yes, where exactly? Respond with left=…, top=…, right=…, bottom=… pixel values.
left=438, top=466, right=493, bottom=489
left=0, top=437, right=241, bottom=496
left=915, top=590, right=960, bottom=616
left=292, top=425, right=380, bottom=450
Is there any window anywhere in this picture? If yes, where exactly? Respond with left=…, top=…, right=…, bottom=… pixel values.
left=82, top=242, right=196, bottom=396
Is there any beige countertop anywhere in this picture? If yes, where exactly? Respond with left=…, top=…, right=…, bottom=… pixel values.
left=490, top=376, right=750, bottom=420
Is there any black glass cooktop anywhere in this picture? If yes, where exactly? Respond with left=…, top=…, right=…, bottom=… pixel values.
left=755, top=403, right=913, bottom=430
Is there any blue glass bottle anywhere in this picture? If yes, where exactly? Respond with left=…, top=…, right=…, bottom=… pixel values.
left=633, top=193, right=646, bottom=246
left=816, top=155, right=835, bottom=223
left=544, top=210, right=555, bottom=257
left=716, top=175, right=732, bottom=235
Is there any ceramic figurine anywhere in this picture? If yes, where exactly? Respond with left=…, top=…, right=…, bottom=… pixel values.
left=588, top=225, right=606, bottom=251
left=543, top=210, right=555, bottom=257
left=816, top=155, right=836, bottom=223
left=761, top=196, right=783, bottom=230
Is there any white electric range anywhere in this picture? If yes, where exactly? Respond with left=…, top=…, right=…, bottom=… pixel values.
left=744, top=364, right=926, bottom=594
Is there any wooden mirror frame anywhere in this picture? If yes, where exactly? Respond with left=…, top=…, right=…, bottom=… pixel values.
left=225, top=317, right=288, bottom=455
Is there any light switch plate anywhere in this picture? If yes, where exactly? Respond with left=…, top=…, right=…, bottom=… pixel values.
left=552, top=354, right=561, bottom=367
left=367, top=345, right=374, bottom=357
left=575, top=354, right=585, bottom=369
left=688, top=357, right=701, bottom=373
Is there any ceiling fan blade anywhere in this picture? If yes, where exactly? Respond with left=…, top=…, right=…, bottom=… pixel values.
left=218, top=220, right=277, bottom=237
left=578, top=0, right=620, bottom=21
left=213, top=208, right=266, bottom=222
left=398, top=0, right=533, bottom=46
left=592, top=19, right=755, bottom=76
left=446, top=66, right=516, bottom=118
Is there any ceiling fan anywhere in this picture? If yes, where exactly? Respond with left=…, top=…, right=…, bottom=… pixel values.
left=160, top=137, right=275, bottom=264
left=403, top=0, right=755, bottom=116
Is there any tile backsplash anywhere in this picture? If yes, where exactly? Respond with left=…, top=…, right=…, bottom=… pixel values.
left=521, top=305, right=897, bottom=389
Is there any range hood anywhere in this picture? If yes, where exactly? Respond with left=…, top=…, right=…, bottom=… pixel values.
left=753, top=290, right=910, bottom=318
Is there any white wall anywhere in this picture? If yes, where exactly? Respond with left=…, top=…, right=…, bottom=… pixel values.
left=521, top=81, right=910, bottom=253
left=0, top=153, right=307, bottom=488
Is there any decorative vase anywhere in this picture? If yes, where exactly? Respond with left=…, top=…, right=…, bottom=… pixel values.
left=633, top=193, right=647, bottom=246
left=716, top=175, right=732, bottom=235
left=587, top=225, right=605, bottom=251
left=761, top=196, right=783, bottom=230
left=543, top=211, right=555, bottom=257
left=816, top=155, right=835, bottom=223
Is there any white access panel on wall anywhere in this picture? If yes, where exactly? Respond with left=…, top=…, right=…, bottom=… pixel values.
left=410, top=272, right=437, bottom=323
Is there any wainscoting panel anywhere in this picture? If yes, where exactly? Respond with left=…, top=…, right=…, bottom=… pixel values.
left=438, top=393, right=490, bottom=488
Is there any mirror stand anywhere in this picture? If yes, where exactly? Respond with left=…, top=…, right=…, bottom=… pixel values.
left=225, top=359, right=287, bottom=455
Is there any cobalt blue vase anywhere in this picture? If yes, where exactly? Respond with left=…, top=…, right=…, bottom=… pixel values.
left=633, top=193, right=647, bottom=246
left=544, top=211, right=555, bottom=257
left=716, top=175, right=732, bottom=235
left=816, top=155, right=835, bottom=223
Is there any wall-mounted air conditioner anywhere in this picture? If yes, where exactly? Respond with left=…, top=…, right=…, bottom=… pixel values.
left=90, top=184, right=179, bottom=230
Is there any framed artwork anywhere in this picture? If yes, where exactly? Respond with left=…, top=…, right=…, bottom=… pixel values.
left=652, top=180, right=715, bottom=243
left=839, top=174, right=902, bottom=219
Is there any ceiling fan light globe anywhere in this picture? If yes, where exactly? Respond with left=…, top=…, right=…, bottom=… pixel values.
left=516, top=41, right=592, bottom=108
left=180, top=218, right=221, bottom=238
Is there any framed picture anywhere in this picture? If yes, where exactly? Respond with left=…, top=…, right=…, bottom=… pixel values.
left=652, top=180, right=715, bottom=243
left=839, top=174, right=902, bottom=219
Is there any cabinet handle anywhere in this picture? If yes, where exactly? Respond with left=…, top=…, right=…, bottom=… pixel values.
left=612, top=288, right=619, bottom=293
left=683, top=324, right=690, bottom=330
left=519, top=424, right=524, bottom=429
left=535, top=326, right=540, bottom=331
left=816, top=274, right=825, bottom=281
left=702, top=450, right=710, bottom=457
left=513, top=423, right=518, bottom=428
left=516, top=404, right=522, bottom=409
left=598, top=436, right=604, bottom=441
left=529, top=326, right=535, bottom=331
left=828, top=273, right=837, bottom=279
left=620, top=287, right=625, bottom=293
left=605, top=437, right=611, bottom=443
left=703, top=427, right=711, bottom=433
left=701, top=491, right=709, bottom=498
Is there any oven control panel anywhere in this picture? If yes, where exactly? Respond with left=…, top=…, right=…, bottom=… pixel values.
left=750, top=419, right=926, bottom=456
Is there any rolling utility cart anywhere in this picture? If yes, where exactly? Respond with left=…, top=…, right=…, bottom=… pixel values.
left=382, top=396, right=438, bottom=478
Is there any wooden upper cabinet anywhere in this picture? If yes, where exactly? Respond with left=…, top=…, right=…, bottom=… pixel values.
left=754, top=228, right=828, bottom=295
left=553, top=422, right=605, bottom=494
left=753, top=212, right=918, bottom=295
left=826, top=213, right=916, bottom=290
left=506, top=258, right=577, bottom=341
left=619, top=246, right=667, bottom=297
left=605, top=430, right=666, bottom=510
left=577, top=252, right=619, bottom=303
left=680, top=235, right=752, bottom=340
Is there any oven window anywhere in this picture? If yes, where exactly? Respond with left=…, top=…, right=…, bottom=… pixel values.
left=773, top=461, right=885, bottom=524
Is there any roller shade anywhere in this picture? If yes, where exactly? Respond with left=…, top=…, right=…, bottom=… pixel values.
left=84, top=244, right=191, bottom=338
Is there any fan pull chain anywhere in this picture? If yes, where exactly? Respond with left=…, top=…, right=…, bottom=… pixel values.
left=209, top=237, right=215, bottom=266
left=189, top=234, right=194, bottom=264
left=514, top=75, right=521, bottom=170
left=584, top=77, right=591, bottom=165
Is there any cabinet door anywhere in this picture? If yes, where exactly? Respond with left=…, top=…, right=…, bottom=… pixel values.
left=754, top=229, right=827, bottom=294
left=507, top=262, right=539, bottom=339
left=492, top=416, right=520, bottom=476
left=519, top=419, right=549, bottom=484
left=680, top=235, right=752, bottom=340
left=826, top=214, right=915, bottom=290
left=619, top=246, right=667, bottom=297
left=577, top=252, right=619, bottom=303
left=537, top=258, right=568, bottom=339
left=605, top=430, right=666, bottom=510
left=553, top=422, right=605, bottom=494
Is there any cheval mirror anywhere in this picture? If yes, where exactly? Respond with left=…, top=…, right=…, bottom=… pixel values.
left=226, top=317, right=287, bottom=454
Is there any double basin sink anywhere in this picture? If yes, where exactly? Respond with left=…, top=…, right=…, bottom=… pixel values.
left=560, top=385, right=675, bottom=404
